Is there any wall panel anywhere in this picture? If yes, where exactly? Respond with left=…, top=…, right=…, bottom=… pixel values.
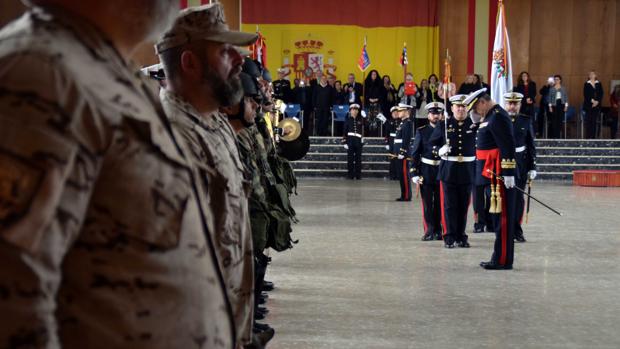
left=439, top=0, right=469, bottom=86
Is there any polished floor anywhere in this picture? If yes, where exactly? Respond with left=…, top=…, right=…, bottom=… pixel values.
left=264, top=179, right=620, bottom=349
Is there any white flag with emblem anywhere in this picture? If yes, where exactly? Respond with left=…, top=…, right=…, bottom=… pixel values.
left=490, top=1, right=513, bottom=107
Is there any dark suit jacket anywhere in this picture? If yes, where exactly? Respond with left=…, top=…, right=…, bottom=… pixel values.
left=583, top=81, right=604, bottom=110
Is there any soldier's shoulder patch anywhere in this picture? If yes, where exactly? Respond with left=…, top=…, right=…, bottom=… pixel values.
left=0, top=150, right=44, bottom=227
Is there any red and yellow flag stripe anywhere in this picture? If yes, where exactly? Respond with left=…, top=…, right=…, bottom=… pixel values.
left=241, top=0, right=439, bottom=84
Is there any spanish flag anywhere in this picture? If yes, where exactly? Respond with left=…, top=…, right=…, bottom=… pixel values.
left=241, top=0, right=439, bottom=83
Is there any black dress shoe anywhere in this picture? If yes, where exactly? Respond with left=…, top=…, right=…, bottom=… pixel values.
left=515, top=235, right=527, bottom=243
left=258, top=296, right=266, bottom=305
left=257, top=306, right=269, bottom=315
left=480, top=261, right=512, bottom=270
left=457, top=241, right=470, bottom=248
left=262, top=281, right=274, bottom=291
left=254, top=311, right=266, bottom=320
left=245, top=334, right=266, bottom=349
left=444, top=242, right=455, bottom=249
left=395, top=197, right=404, bottom=201
left=254, top=327, right=275, bottom=346
left=474, top=226, right=484, bottom=233
left=421, top=234, right=434, bottom=241
left=261, top=292, right=269, bottom=299
left=434, top=233, right=443, bottom=241
left=355, top=176, right=362, bottom=180
left=253, top=322, right=272, bottom=332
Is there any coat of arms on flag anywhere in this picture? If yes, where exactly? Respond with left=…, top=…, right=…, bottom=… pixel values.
left=308, top=54, right=324, bottom=74
left=490, top=0, right=513, bottom=106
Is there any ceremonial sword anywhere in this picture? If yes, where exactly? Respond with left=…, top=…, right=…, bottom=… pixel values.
left=486, top=169, right=563, bottom=216
left=525, top=179, right=532, bottom=223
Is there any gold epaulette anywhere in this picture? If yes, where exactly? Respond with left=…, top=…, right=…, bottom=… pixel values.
left=501, top=158, right=516, bottom=169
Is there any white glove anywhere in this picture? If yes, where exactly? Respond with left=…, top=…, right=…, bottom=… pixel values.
left=385, top=145, right=390, bottom=150
left=397, top=154, right=405, bottom=160
left=361, top=110, right=367, bottom=118
left=503, top=176, right=515, bottom=189
left=377, top=113, right=387, bottom=123
left=438, top=144, right=451, bottom=157
left=528, top=170, right=537, bottom=180
left=343, top=144, right=349, bottom=150
left=412, top=176, right=421, bottom=184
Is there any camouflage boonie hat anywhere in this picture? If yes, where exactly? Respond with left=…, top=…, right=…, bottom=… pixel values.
left=155, top=3, right=258, bottom=53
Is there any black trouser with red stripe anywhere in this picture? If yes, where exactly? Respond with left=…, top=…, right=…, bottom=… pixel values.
left=397, top=158, right=412, bottom=200
left=440, top=181, right=471, bottom=244
left=420, top=181, right=441, bottom=236
left=491, top=186, right=517, bottom=266
left=514, top=176, right=527, bottom=238
left=347, top=138, right=362, bottom=179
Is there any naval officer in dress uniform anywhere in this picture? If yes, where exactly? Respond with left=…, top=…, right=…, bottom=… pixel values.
left=504, top=92, right=537, bottom=243
left=430, top=96, right=477, bottom=248
left=342, top=104, right=365, bottom=180
left=411, top=102, right=443, bottom=240
left=467, top=89, right=518, bottom=270
left=395, top=103, right=414, bottom=201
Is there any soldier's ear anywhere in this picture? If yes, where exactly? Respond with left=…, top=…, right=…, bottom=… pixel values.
left=180, top=50, right=202, bottom=81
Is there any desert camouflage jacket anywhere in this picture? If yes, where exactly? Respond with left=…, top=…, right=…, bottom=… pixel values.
left=0, top=7, right=234, bottom=349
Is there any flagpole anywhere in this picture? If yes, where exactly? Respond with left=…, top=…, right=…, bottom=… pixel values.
left=361, top=36, right=367, bottom=109
left=403, top=42, right=407, bottom=84
left=444, top=48, right=450, bottom=145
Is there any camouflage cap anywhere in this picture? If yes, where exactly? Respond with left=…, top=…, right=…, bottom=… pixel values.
left=240, top=72, right=259, bottom=97
left=155, top=3, right=258, bottom=54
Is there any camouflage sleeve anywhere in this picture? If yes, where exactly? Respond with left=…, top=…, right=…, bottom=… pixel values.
left=0, top=54, right=109, bottom=347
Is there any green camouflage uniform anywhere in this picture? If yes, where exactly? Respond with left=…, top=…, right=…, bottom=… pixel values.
left=237, top=124, right=295, bottom=252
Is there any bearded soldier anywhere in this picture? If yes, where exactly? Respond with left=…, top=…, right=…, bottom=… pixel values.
left=410, top=102, right=443, bottom=241
left=155, top=4, right=258, bottom=347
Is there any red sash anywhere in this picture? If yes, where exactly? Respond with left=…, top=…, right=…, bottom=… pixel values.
left=476, top=148, right=501, bottom=178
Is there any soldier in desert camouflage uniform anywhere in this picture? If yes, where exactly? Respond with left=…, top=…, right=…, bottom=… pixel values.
left=222, top=71, right=276, bottom=347
left=0, top=1, right=236, bottom=348
left=155, top=4, right=258, bottom=347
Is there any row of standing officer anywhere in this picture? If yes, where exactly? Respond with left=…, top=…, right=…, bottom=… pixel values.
left=472, top=92, right=537, bottom=243
left=405, top=89, right=537, bottom=270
